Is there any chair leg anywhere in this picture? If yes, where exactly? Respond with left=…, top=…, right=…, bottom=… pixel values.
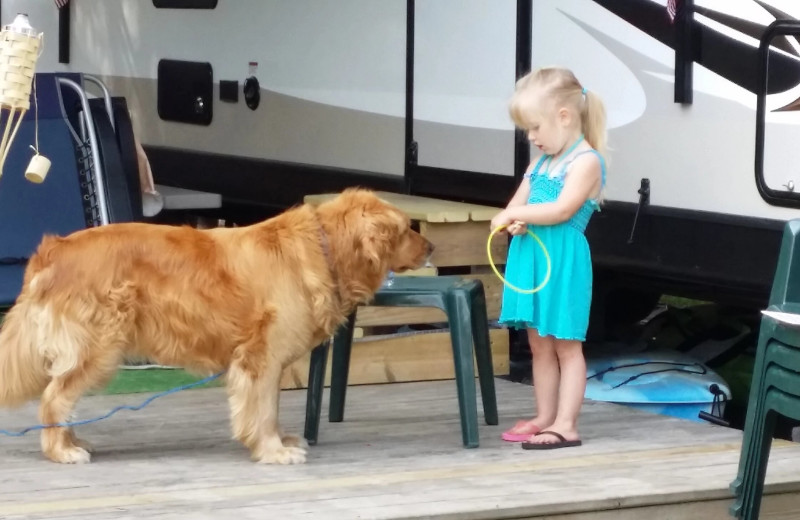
left=304, top=340, right=330, bottom=445
left=329, top=312, right=357, bottom=423
left=731, top=342, right=800, bottom=518
left=741, top=407, right=778, bottom=520
left=730, top=383, right=768, bottom=519
left=740, top=382, right=800, bottom=519
left=730, top=328, right=771, bottom=505
left=446, top=290, right=480, bottom=448
left=469, top=284, right=498, bottom=425
left=730, top=334, right=800, bottom=516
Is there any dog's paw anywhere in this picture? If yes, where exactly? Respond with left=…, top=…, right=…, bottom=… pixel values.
left=47, top=446, right=91, bottom=464
left=281, top=434, right=309, bottom=449
left=257, top=446, right=307, bottom=465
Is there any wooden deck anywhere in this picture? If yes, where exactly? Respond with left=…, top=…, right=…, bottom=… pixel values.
left=1, top=378, right=800, bottom=519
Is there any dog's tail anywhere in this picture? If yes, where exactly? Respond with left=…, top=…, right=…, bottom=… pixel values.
left=0, top=299, right=50, bottom=408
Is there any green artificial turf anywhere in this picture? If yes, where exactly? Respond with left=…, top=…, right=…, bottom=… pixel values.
left=99, top=368, right=223, bottom=395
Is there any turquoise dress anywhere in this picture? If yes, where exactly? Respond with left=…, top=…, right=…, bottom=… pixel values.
left=498, top=149, right=606, bottom=341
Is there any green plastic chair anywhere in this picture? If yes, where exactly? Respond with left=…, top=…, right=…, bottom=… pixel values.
left=730, top=219, right=800, bottom=519
left=304, top=275, right=499, bottom=448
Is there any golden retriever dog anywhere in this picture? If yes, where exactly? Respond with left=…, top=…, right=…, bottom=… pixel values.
left=0, top=188, right=432, bottom=464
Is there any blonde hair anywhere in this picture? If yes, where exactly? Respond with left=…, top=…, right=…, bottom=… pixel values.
left=509, top=67, right=607, bottom=160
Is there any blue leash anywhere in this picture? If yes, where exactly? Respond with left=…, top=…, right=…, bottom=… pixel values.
left=0, top=371, right=224, bottom=437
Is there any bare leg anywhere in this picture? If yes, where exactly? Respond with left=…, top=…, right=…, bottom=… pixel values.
left=504, top=329, right=559, bottom=438
left=527, top=339, right=585, bottom=445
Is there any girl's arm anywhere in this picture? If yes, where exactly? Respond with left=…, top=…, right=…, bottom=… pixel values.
left=489, top=161, right=535, bottom=234
left=493, top=153, right=602, bottom=228
left=505, top=161, right=535, bottom=208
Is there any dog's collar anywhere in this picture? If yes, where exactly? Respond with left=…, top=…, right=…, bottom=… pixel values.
left=317, top=222, right=334, bottom=272
left=315, top=214, right=340, bottom=303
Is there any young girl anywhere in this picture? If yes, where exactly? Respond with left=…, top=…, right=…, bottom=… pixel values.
left=490, top=67, right=607, bottom=450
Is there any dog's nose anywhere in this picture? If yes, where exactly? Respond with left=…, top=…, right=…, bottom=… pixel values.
left=426, top=239, right=435, bottom=256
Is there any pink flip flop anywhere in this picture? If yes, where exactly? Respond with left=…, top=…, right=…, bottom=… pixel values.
left=501, top=421, right=541, bottom=442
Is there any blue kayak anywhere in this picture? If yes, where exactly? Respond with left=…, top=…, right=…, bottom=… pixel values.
left=585, top=350, right=732, bottom=423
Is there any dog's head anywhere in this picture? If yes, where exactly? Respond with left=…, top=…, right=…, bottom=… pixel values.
left=317, top=188, right=433, bottom=299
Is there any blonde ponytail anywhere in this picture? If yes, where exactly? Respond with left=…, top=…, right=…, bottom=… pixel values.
left=581, top=89, right=607, bottom=159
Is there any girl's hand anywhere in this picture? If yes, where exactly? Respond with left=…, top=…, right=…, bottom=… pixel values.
left=490, top=211, right=513, bottom=233
left=507, top=220, right=527, bottom=235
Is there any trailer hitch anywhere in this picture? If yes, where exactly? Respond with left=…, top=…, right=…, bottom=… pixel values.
left=628, top=178, right=650, bottom=244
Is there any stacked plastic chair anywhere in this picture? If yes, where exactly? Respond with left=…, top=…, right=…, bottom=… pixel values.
left=730, top=219, right=800, bottom=519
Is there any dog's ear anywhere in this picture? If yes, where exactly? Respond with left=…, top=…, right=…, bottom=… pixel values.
left=327, top=188, right=407, bottom=269
left=358, top=215, right=396, bottom=268
left=357, top=206, right=407, bottom=269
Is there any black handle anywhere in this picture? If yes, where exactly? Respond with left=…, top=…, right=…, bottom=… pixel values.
left=628, top=178, right=650, bottom=244
left=698, top=411, right=730, bottom=427
left=755, top=20, right=800, bottom=209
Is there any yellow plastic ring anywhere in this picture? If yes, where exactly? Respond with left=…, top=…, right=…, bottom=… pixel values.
left=487, top=224, right=551, bottom=294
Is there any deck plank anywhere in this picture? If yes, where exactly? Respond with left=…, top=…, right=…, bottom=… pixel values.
left=1, top=378, right=799, bottom=519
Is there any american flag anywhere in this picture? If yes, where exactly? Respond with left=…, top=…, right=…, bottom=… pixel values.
left=54, top=0, right=69, bottom=8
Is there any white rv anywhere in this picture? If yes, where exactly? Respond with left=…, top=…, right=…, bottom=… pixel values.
left=2, top=0, right=799, bottom=327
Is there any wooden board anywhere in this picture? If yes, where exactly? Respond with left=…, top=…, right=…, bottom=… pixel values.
left=463, top=272, right=503, bottom=320
left=356, top=305, right=447, bottom=327
left=280, top=328, right=509, bottom=389
left=4, top=380, right=800, bottom=519
left=356, top=271, right=503, bottom=328
left=516, top=493, right=800, bottom=520
left=394, top=266, right=438, bottom=277
left=421, top=220, right=508, bottom=267
left=304, top=191, right=501, bottom=223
